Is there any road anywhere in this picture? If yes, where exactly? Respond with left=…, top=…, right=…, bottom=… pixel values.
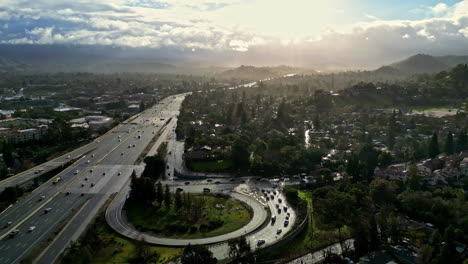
left=287, top=239, right=354, bottom=264
left=0, top=94, right=187, bottom=264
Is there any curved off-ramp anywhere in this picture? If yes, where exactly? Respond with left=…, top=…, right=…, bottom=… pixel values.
left=105, top=182, right=269, bottom=246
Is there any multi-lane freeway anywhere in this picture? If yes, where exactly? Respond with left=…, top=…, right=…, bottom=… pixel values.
left=0, top=94, right=186, bottom=264
left=0, top=74, right=300, bottom=264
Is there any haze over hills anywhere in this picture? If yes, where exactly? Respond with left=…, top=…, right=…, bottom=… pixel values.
left=385, top=54, right=468, bottom=74
left=1, top=45, right=468, bottom=76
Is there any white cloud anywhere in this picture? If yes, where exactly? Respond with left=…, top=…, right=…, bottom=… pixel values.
left=0, top=0, right=468, bottom=68
left=432, top=3, right=449, bottom=14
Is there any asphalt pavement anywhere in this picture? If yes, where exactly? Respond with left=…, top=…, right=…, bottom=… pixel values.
left=0, top=94, right=187, bottom=264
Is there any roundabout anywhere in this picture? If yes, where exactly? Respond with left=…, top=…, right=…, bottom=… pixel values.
left=125, top=192, right=255, bottom=239
left=106, top=180, right=272, bottom=247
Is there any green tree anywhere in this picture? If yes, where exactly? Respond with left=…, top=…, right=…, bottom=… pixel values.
left=407, top=163, right=422, bottom=191
left=181, top=244, right=217, bottom=264
left=175, top=189, right=182, bottom=210
left=456, top=129, right=467, bottom=152
left=142, top=155, right=165, bottom=179
left=428, top=132, right=440, bottom=158
left=444, top=131, right=454, bottom=155
left=369, top=179, right=397, bottom=207
left=156, top=182, right=164, bottom=206
left=387, top=111, right=396, bottom=150
left=228, top=236, right=254, bottom=263
left=164, top=184, right=172, bottom=207
left=2, top=140, right=14, bottom=168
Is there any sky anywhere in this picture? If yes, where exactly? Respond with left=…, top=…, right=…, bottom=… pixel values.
left=1, top=0, right=468, bottom=68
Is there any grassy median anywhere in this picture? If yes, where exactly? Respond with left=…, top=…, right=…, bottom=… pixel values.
left=125, top=193, right=252, bottom=239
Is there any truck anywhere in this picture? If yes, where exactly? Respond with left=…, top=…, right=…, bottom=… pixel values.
left=52, top=177, right=61, bottom=184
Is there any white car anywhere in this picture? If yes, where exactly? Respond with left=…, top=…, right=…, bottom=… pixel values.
left=28, top=226, right=36, bottom=232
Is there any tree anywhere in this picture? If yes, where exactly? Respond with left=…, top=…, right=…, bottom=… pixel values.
left=228, top=236, right=254, bottom=263
left=2, top=140, right=14, bottom=168
left=231, top=135, right=250, bottom=170
left=164, top=184, right=171, bottom=207
left=387, top=111, right=396, bottom=150
left=180, top=244, right=217, bottom=264
left=456, top=129, right=467, bottom=152
left=142, top=155, right=165, bottom=179
left=156, top=182, right=164, bottom=206
left=428, top=132, right=440, bottom=158
left=175, top=189, right=182, bottom=210
left=444, top=131, right=454, bottom=155
left=369, top=179, right=397, bottom=207
left=407, top=163, right=422, bottom=191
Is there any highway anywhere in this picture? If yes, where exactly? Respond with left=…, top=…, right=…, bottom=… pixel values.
left=0, top=94, right=186, bottom=264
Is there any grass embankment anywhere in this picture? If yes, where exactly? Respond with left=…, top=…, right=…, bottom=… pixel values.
left=61, top=213, right=182, bottom=264
left=126, top=194, right=251, bottom=239
left=188, top=159, right=235, bottom=173
left=258, top=189, right=350, bottom=262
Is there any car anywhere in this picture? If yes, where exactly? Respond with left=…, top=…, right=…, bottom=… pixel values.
left=207, top=179, right=213, bottom=182
left=283, top=206, right=288, bottom=211
left=66, top=155, right=70, bottom=159
left=203, top=188, right=211, bottom=193
left=85, top=177, right=88, bottom=181
left=273, top=191, right=277, bottom=195
left=276, top=204, right=280, bottom=209
left=4, top=221, right=12, bottom=228
left=133, top=144, right=136, bottom=147
left=230, top=178, right=235, bottom=182
left=286, top=216, right=290, bottom=221
left=91, top=183, right=95, bottom=187
left=121, top=152, right=124, bottom=155
left=91, top=154, right=95, bottom=158
left=86, top=160, right=90, bottom=164
left=277, top=208, right=281, bottom=214
left=81, top=183, right=85, bottom=187
left=287, top=212, right=290, bottom=217
left=240, top=180, right=246, bottom=183
left=103, top=172, right=106, bottom=176
left=39, top=195, right=45, bottom=201
left=66, top=191, right=70, bottom=195
left=261, top=189, right=265, bottom=193
left=166, top=165, right=170, bottom=169
left=176, top=188, right=184, bottom=192
left=168, top=151, right=172, bottom=155
left=270, top=195, right=274, bottom=200
left=271, top=215, right=276, bottom=223
left=81, top=193, right=85, bottom=196
left=284, top=220, right=289, bottom=227
left=118, top=172, right=122, bottom=176
left=257, top=239, right=266, bottom=246
left=276, top=229, right=282, bottom=235
left=266, top=197, right=270, bottom=201
left=9, top=229, right=19, bottom=237
left=28, top=226, right=36, bottom=232
left=90, top=169, right=93, bottom=173
left=184, top=181, right=190, bottom=185
left=128, top=145, right=131, bottom=148
left=278, top=198, right=282, bottom=203
left=44, top=208, right=52, bottom=213
left=118, top=139, right=122, bottom=142
left=215, top=181, right=221, bottom=184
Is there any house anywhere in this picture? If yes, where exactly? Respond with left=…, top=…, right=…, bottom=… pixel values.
left=374, top=163, right=407, bottom=182
left=460, top=157, right=468, bottom=177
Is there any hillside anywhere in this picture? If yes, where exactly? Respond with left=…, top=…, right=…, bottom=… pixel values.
left=390, top=54, right=449, bottom=74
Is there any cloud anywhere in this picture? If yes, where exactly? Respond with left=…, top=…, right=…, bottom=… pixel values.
left=0, top=0, right=468, bottom=68
left=431, top=3, right=449, bottom=14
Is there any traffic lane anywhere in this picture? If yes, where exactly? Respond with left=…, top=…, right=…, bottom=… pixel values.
left=0, top=193, right=87, bottom=264
left=0, top=161, right=91, bottom=234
